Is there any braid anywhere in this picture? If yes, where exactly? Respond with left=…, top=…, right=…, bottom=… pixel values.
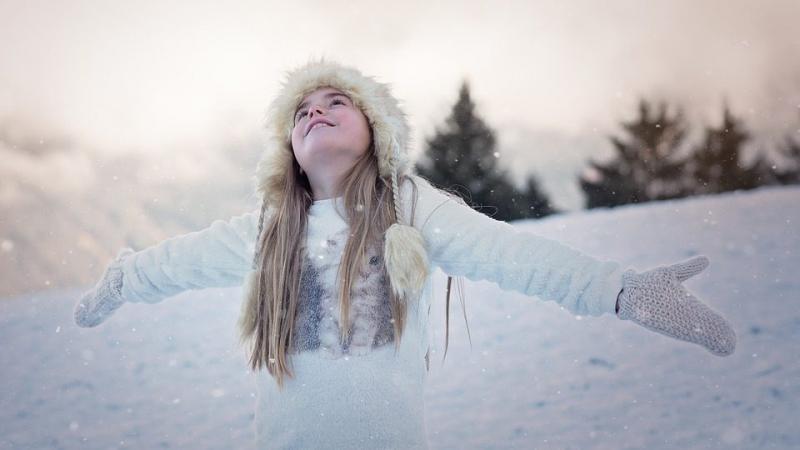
left=389, top=138, right=403, bottom=225
left=390, top=169, right=403, bottom=225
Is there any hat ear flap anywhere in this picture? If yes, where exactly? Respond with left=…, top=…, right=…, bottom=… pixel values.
left=256, top=137, right=295, bottom=207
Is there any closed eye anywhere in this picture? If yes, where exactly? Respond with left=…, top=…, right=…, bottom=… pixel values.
left=294, top=96, right=349, bottom=123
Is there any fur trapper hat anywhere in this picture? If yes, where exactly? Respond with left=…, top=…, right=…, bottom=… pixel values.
left=249, top=58, right=429, bottom=302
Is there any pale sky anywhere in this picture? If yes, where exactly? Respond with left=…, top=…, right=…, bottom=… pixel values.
left=2, top=0, right=799, bottom=209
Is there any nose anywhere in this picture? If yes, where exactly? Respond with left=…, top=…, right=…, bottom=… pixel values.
left=308, top=103, right=325, bottom=119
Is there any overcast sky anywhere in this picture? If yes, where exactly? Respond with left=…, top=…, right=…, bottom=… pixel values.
left=2, top=0, right=799, bottom=209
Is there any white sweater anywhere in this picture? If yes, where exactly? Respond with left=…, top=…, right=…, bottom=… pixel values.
left=119, top=175, right=627, bottom=449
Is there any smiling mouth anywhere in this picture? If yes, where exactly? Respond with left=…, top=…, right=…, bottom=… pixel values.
left=307, top=122, right=333, bottom=135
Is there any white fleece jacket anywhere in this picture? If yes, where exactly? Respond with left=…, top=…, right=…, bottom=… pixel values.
left=118, top=175, right=626, bottom=449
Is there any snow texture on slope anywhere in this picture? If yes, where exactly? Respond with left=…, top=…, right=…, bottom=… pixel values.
left=0, top=185, right=797, bottom=449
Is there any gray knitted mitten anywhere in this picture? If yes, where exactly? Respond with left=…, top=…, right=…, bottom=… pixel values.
left=74, top=248, right=135, bottom=328
left=616, top=255, right=736, bottom=356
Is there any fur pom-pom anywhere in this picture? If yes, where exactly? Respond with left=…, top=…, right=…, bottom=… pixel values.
left=384, top=223, right=429, bottom=302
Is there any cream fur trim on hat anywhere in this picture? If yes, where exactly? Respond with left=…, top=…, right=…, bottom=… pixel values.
left=255, top=58, right=412, bottom=207
left=251, top=58, right=428, bottom=301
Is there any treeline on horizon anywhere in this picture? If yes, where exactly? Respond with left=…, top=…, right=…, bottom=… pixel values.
left=414, top=82, right=800, bottom=221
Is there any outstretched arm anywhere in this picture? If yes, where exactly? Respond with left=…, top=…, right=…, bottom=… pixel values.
left=404, top=176, right=626, bottom=317
left=75, top=208, right=262, bottom=327
left=403, top=175, right=736, bottom=356
left=119, top=209, right=261, bottom=304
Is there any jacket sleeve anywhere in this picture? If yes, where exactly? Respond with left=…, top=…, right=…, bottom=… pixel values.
left=119, top=208, right=262, bottom=304
left=403, top=176, right=626, bottom=317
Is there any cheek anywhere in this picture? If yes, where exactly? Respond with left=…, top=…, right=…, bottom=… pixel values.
left=290, top=136, right=306, bottom=166
left=353, top=116, right=372, bottom=153
left=359, top=130, right=371, bottom=154
left=290, top=128, right=303, bottom=152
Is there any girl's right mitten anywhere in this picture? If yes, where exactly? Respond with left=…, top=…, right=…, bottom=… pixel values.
left=74, top=248, right=135, bottom=328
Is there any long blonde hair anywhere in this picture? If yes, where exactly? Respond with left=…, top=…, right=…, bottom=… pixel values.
left=238, top=141, right=468, bottom=389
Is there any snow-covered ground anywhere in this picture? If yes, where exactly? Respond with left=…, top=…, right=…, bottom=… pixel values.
left=1, top=185, right=798, bottom=449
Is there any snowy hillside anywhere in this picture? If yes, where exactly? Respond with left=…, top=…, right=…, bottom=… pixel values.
left=1, top=185, right=798, bottom=449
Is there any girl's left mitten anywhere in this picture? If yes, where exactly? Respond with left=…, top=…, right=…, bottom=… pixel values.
left=616, top=255, right=736, bottom=357
left=74, top=248, right=135, bottom=328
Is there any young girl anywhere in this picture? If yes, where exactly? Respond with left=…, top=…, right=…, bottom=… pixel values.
left=74, top=59, right=736, bottom=449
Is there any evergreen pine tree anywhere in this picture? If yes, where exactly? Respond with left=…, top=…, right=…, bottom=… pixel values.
left=415, top=81, right=556, bottom=221
left=578, top=99, right=690, bottom=209
left=687, top=102, right=767, bottom=194
left=519, top=175, right=558, bottom=219
left=773, top=117, right=800, bottom=184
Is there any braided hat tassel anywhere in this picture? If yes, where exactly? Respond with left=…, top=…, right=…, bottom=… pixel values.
left=384, top=138, right=429, bottom=302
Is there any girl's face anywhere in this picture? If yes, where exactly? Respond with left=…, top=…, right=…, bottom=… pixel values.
left=291, top=87, right=371, bottom=188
